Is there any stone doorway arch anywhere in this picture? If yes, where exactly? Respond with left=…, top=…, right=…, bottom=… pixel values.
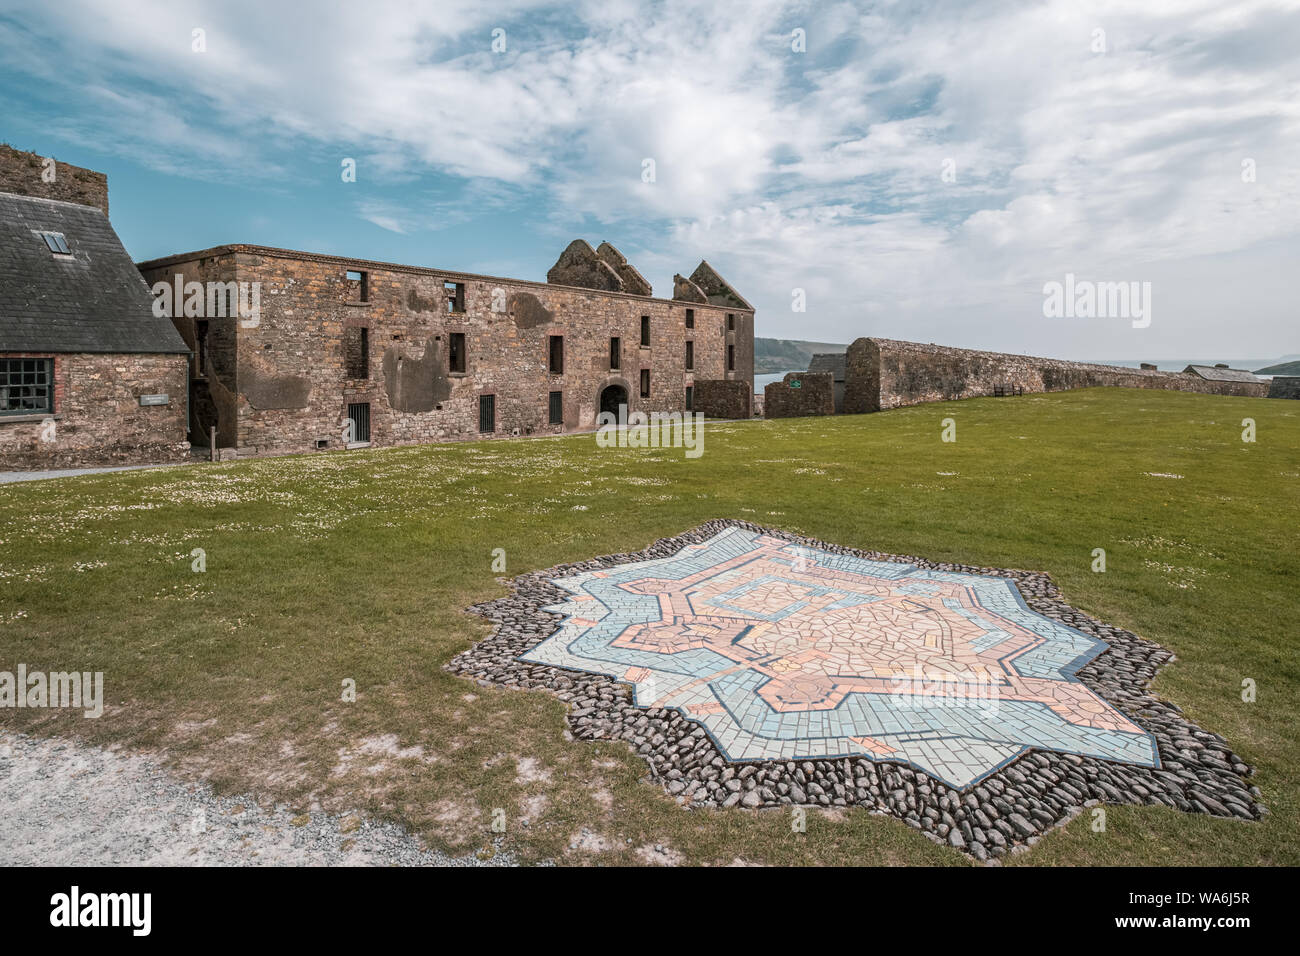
left=597, top=380, right=630, bottom=424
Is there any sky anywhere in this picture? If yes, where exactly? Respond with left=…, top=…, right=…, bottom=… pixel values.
left=1, top=0, right=1297, bottom=362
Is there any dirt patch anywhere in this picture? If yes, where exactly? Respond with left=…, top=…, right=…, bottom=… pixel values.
left=514, top=756, right=551, bottom=784
left=566, top=829, right=614, bottom=854
left=635, top=842, right=684, bottom=866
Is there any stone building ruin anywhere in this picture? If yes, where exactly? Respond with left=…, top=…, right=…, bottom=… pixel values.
left=137, top=240, right=754, bottom=458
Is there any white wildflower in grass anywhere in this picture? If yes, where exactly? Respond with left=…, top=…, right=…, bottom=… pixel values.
left=0, top=564, right=50, bottom=582
left=1142, top=559, right=1214, bottom=590
left=1121, top=535, right=1224, bottom=560
left=154, top=582, right=211, bottom=601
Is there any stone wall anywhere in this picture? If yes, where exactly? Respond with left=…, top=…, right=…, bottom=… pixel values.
left=692, top=379, right=752, bottom=419
left=139, top=246, right=755, bottom=458
left=0, top=352, right=189, bottom=469
left=140, top=256, right=241, bottom=447
left=0, top=144, right=109, bottom=216
left=1267, top=376, right=1300, bottom=400
left=764, top=371, right=834, bottom=419
left=844, top=337, right=1268, bottom=413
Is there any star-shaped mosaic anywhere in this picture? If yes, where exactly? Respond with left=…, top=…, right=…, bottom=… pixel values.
left=521, top=526, right=1159, bottom=788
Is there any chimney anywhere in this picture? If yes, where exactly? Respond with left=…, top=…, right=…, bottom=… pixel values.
left=0, top=144, right=109, bottom=217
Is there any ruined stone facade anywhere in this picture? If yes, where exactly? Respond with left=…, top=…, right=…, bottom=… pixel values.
left=764, top=371, right=835, bottom=419
left=842, top=337, right=1268, bottom=414
left=0, top=144, right=109, bottom=217
left=138, top=244, right=755, bottom=457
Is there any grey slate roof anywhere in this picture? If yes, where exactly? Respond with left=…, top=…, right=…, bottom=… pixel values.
left=1182, top=365, right=1261, bottom=384
left=0, top=192, right=188, bottom=354
left=808, top=352, right=846, bottom=381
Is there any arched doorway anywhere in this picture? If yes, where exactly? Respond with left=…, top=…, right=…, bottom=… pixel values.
left=599, top=383, right=628, bottom=423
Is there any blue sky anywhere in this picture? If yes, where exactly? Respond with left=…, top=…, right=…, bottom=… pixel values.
left=2, top=0, right=1297, bottom=361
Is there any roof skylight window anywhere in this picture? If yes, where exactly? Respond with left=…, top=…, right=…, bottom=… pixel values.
left=40, top=232, right=71, bottom=255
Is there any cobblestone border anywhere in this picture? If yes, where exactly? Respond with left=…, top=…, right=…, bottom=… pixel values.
left=447, top=519, right=1264, bottom=862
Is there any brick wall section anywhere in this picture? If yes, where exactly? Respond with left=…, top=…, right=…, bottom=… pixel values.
left=0, top=145, right=109, bottom=217
left=1268, top=376, right=1300, bottom=399
left=692, top=379, right=752, bottom=419
left=0, top=352, right=189, bottom=469
left=844, top=337, right=1269, bottom=412
left=139, top=246, right=755, bottom=457
left=764, top=371, right=835, bottom=419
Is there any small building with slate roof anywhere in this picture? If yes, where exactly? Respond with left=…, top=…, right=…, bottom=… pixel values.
left=1, top=151, right=190, bottom=469
left=808, top=352, right=847, bottom=412
left=1182, top=364, right=1263, bottom=385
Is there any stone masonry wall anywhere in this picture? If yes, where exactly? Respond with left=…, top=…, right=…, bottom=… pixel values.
left=0, top=352, right=189, bottom=469
left=1267, top=376, right=1300, bottom=400
left=844, top=337, right=1269, bottom=413
left=692, top=379, right=752, bottom=419
left=139, top=247, right=755, bottom=458
left=0, top=145, right=110, bottom=216
left=138, top=255, right=241, bottom=447
left=764, top=371, right=834, bottom=419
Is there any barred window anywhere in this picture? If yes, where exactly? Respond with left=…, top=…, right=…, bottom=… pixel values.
left=0, top=358, right=53, bottom=415
left=549, top=390, right=563, bottom=425
left=346, top=401, right=370, bottom=444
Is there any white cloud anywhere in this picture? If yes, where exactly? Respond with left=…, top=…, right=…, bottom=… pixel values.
left=2, top=0, right=1297, bottom=356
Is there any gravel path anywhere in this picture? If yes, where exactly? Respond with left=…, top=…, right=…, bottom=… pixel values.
left=0, top=730, right=519, bottom=866
left=0, top=463, right=188, bottom=485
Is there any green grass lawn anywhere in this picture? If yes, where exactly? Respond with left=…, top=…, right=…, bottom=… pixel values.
left=1, top=387, right=1296, bottom=865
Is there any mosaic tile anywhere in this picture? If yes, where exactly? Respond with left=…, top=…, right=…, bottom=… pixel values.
left=521, top=526, right=1157, bottom=788
left=449, top=520, right=1262, bottom=860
